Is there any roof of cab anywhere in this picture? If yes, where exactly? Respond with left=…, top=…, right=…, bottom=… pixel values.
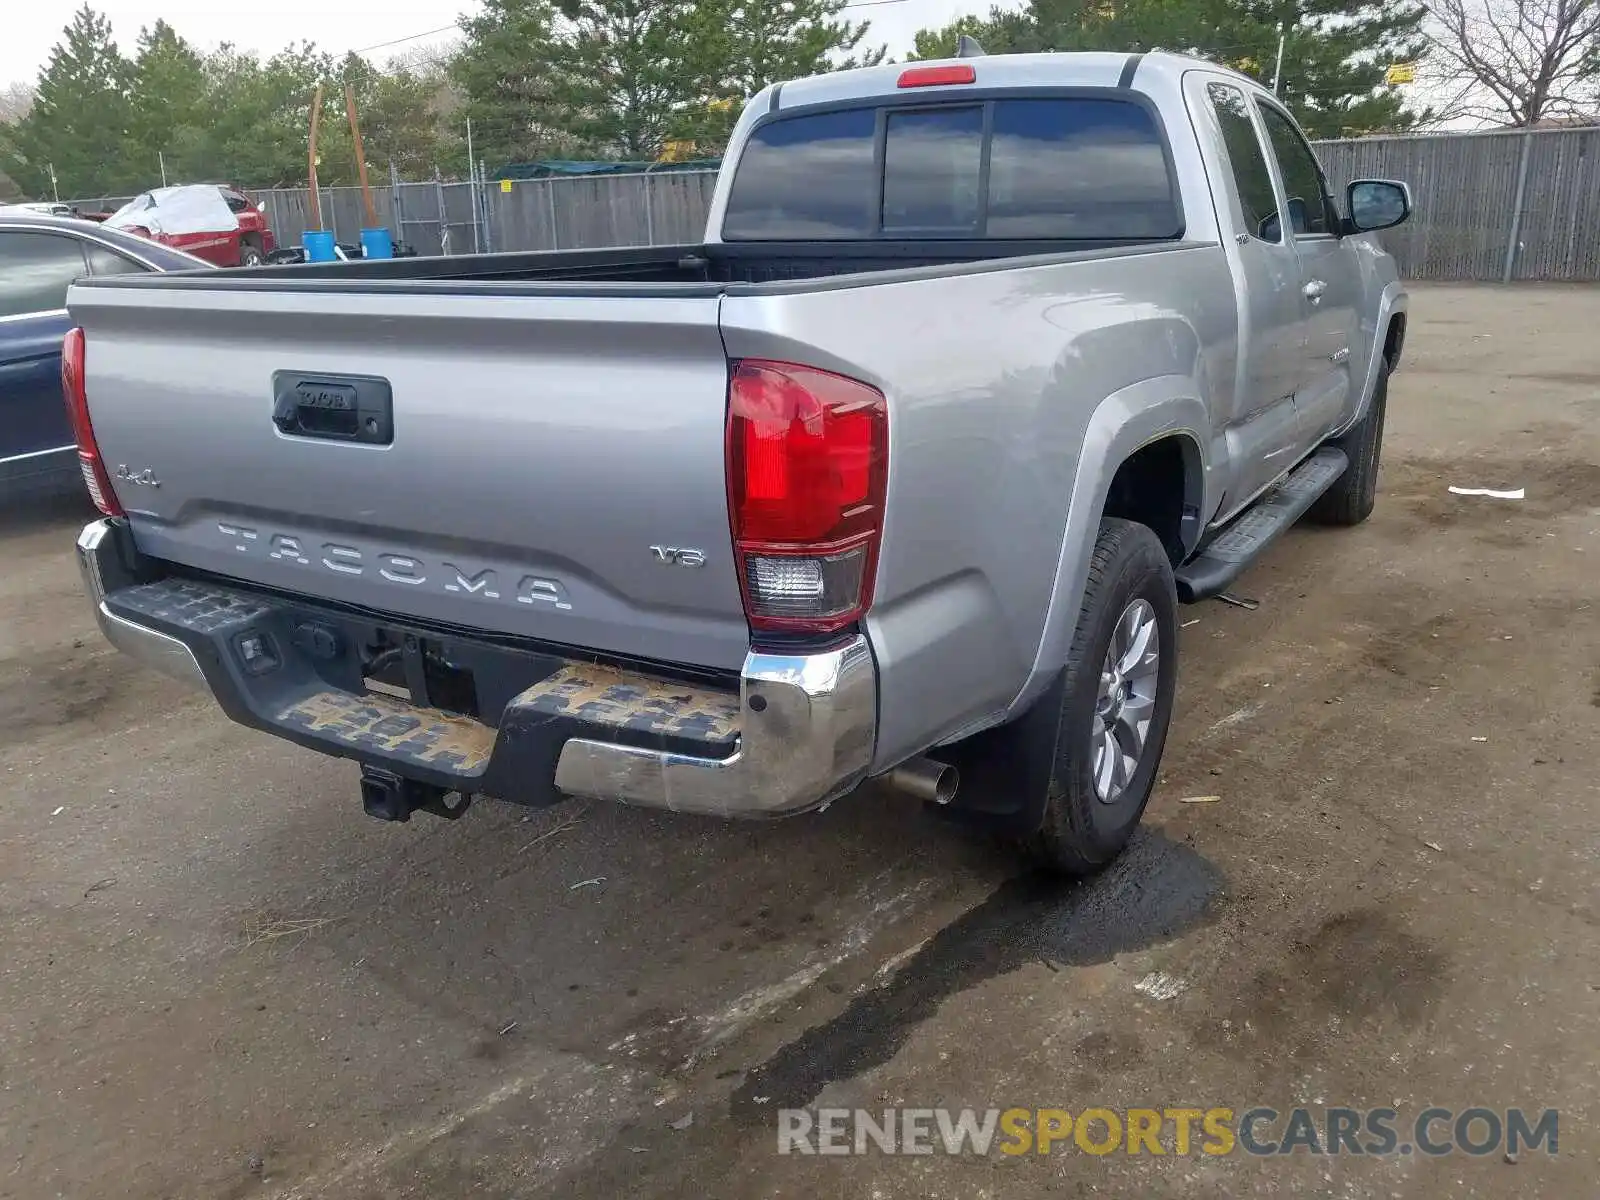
left=765, top=49, right=1262, bottom=112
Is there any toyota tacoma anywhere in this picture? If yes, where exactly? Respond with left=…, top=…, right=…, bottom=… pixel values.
left=66, top=50, right=1410, bottom=873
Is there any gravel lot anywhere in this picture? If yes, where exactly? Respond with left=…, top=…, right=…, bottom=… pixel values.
left=1, top=284, right=1596, bottom=1199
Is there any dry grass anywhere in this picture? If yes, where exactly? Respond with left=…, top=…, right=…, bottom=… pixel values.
left=242, top=914, right=336, bottom=948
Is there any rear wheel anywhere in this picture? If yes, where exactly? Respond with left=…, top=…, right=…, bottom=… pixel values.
left=1020, top=518, right=1179, bottom=875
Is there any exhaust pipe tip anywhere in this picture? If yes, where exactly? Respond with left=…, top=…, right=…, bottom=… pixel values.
left=884, top=757, right=960, bottom=805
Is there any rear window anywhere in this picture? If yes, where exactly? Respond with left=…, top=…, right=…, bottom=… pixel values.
left=881, top=107, right=984, bottom=231
left=723, top=95, right=1179, bottom=242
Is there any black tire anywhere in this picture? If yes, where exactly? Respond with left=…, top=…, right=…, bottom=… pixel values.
left=1020, top=518, right=1179, bottom=876
left=238, top=238, right=265, bottom=267
left=1308, top=360, right=1388, bottom=526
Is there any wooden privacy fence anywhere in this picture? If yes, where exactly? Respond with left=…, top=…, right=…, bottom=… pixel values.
left=1309, top=126, right=1600, bottom=282
left=67, top=127, right=1600, bottom=280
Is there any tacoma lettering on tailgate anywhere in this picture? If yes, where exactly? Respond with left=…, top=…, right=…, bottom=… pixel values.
left=216, top=523, right=574, bottom=610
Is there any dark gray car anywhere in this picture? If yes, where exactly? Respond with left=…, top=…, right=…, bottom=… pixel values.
left=0, top=215, right=205, bottom=501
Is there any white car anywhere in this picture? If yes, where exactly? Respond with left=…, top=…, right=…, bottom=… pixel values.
left=0, top=202, right=75, bottom=217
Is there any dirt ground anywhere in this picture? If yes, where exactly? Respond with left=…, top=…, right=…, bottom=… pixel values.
left=1, top=284, right=1597, bottom=1199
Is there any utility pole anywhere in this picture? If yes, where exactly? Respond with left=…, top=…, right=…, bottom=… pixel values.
left=1270, top=23, right=1287, bottom=95
left=47, top=162, right=59, bottom=202
left=464, top=119, right=479, bottom=253
left=479, top=158, right=492, bottom=253
left=307, top=83, right=326, bottom=232
left=159, top=151, right=168, bottom=187
left=343, top=82, right=379, bottom=229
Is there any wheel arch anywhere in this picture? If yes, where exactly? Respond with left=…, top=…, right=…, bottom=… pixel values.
left=1338, top=282, right=1407, bottom=439
left=997, top=375, right=1211, bottom=726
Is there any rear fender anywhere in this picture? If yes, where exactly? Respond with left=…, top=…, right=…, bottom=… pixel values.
left=1335, top=281, right=1407, bottom=437
left=996, top=376, right=1209, bottom=725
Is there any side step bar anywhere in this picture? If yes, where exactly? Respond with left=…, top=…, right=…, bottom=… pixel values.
left=1175, top=446, right=1349, bottom=602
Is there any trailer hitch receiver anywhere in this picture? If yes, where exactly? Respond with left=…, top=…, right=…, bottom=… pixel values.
left=359, top=765, right=472, bottom=822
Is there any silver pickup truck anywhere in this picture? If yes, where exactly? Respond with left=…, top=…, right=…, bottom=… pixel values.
left=67, top=50, right=1410, bottom=873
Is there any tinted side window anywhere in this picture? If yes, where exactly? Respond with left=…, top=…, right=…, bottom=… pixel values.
left=723, top=109, right=877, bottom=239
left=1256, top=103, right=1333, bottom=235
left=0, top=232, right=88, bottom=317
left=1207, top=83, right=1281, bottom=244
left=222, top=190, right=252, bottom=214
left=987, top=99, right=1178, bottom=238
left=85, top=245, right=147, bottom=275
left=882, top=107, right=983, bottom=232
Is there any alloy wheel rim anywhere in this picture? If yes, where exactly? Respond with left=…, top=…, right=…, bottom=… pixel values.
left=1091, top=598, right=1160, bottom=804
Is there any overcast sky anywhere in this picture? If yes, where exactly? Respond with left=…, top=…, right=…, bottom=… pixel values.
left=6, top=0, right=1003, bottom=87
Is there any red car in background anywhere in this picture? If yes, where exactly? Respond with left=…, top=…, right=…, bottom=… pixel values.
left=105, top=184, right=275, bottom=267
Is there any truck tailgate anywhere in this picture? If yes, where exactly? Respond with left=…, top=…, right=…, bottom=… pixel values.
left=68, top=284, right=749, bottom=671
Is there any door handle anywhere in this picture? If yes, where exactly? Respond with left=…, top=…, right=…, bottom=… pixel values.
left=1303, top=279, right=1327, bottom=303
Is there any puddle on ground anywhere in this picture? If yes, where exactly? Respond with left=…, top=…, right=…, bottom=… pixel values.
left=730, top=830, right=1222, bottom=1120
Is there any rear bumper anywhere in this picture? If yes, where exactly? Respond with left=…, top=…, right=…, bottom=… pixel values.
left=76, top=518, right=876, bottom=818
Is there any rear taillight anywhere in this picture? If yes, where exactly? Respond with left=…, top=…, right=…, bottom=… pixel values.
left=726, top=360, right=887, bottom=634
left=61, top=328, right=123, bottom=517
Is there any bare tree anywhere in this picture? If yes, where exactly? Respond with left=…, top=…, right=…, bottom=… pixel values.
left=1428, top=0, right=1600, bottom=125
left=0, top=81, right=35, bottom=124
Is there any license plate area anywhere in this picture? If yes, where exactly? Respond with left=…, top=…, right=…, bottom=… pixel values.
left=360, top=631, right=481, bottom=719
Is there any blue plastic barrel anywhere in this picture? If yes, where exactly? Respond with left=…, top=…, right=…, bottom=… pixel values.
left=302, top=230, right=337, bottom=262
left=359, top=227, right=394, bottom=260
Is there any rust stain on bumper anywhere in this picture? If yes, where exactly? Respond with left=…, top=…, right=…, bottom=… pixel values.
left=278, top=690, right=495, bottom=774
left=512, top=664, right=740, bottom=745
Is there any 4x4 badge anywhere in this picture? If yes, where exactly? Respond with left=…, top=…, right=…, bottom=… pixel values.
left=114, top=464, right=161, bottom=487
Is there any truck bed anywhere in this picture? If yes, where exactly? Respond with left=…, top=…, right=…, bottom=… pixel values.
left=67, top=234, right=1202, bottom=677
left=86, top=238, right=1181, bottom=292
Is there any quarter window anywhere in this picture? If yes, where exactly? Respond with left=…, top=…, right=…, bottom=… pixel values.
left=1207, top=83, right=1282, bottom=244
left=0, top=232, right=88, bottom=317
left=84, top=245, right=146, bottom=276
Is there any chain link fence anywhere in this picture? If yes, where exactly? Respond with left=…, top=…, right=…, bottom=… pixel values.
left=250, top=169, right=719, bottom=258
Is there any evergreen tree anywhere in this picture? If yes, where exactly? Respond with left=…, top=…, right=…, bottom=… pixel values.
left=324, top=55, right=457, bottom=183
left=544, top=0, right=707, bottom=159
left=192, top=43, right=333, bottom=187
left=1254, top=0, right=1431, bottom=137
left=360, top=65, right=460, bottom=179
left=909, top=0, right=1431, bottom=136
left=0, top=5, right=132, bottom=197
left=125, top=21, right=207, bottom=185
left=682, top=0, right=886, bottom=149
left=450, top=0, right=570, bottom=169
left=910, top=12, right=1032, bottom=60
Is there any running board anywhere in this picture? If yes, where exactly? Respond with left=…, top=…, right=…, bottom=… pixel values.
left=1175, top=446, right=1349, bottom=602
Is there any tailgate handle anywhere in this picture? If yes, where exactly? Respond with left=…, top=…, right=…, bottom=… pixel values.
left=272, top=372, right=394, bottom=445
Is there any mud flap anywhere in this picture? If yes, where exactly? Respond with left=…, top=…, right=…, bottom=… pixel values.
left=929, top=669, right=1067, bottom=837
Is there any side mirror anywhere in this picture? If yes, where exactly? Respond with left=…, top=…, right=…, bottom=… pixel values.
left=1285, top=197, right=1309, bottom=235
left=1346, top=179, right=1411, bottom=234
